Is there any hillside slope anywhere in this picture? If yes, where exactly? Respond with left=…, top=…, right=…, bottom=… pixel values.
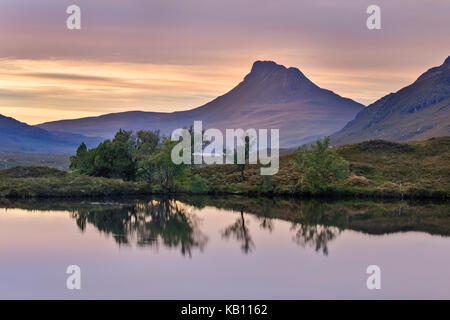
left=0, top=114, right=101, bottom=154
left=331, top=56, right=450, bottom=145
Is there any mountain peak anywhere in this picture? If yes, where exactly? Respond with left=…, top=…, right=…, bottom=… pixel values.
left=250, top=60, right=286, bottom=74
left=249, top=60, right=307, bottom=77
left=245, top=60, right=311, bottom=86
left=444, top=56, right=450, bottom=65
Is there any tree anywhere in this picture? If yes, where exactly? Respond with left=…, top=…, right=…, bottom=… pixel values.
left=151, top=138, right=188, bottom=192
left=186, top=125, right=210, bottom=167
left=70, top=129, right=189, bottom=191
left=107, top=129, right=136, bottom=181
left=135, top=130, right=161, bottom=185
left=292, top=137, right=349, bottom=193
left=136, top=130, right=160, bottom=155
left=230, top=134, right=255, bottom=181
left=70, top=129, right=136, bottom=181
left=70, top=142, right=90, bottom=173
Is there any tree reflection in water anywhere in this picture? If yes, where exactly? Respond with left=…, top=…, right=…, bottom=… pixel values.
left=222, top=210, right=255, bottom=254
left=71, top=199, right=208, bottom=257
left=287, top=200, right=342, bottom=256
left=290, top=224, right=339, bottom=256
left=215, top=199, right=340, bottom=256
left=71, top=198, right=341, bottom=257
left=15, top=195, right=445, bottom=257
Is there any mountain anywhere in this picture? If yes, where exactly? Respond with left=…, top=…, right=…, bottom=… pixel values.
left=38, top=61, right=364, bottom=147
left=331, top=56, right=450, bottom=145
left=0, top=114, right=101, bottom=154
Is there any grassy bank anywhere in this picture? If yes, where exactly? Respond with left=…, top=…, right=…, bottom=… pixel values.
left=193, top=136, right=450, bottom=199
left=0, top=166, right=149, bottom=198
left=0, top=137, right=449, bottom=199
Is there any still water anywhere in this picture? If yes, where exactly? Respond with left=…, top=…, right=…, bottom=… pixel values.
left=0, top=197, right=449, bottom=299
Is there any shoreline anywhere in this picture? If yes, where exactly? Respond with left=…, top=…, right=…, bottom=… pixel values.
left=1, top=187, right=448, bottom=200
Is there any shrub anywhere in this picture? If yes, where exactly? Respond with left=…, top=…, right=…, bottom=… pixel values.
left=292, top=137, right=349, bottom=193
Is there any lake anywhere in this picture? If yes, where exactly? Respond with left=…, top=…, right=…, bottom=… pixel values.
left=0, top=196, right=449, bottom=299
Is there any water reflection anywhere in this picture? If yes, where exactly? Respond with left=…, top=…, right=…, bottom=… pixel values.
left=291, top=224, right=339, bottom=256
left=71, top=199, right=208, bottom=257
left=222, top=210, right=254, bottom=254
left=0, top=197, right=449, bottom=257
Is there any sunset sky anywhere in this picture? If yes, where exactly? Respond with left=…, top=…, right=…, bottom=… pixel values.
left=0, top=0, right=449, bottom=124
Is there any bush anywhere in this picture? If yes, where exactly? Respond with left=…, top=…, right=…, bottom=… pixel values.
left=292, top=137, right=349, bottom=193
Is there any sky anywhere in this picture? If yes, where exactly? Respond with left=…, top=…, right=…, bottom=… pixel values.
left=0, top=0, right=449, bottom=124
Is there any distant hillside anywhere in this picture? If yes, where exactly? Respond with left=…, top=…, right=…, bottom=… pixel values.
left=0, top=114, right=101, bottom=154
left=331, top=56, right=450, bottom=145
left=0, top=152, right=70, bottom=171
left=38, top=61, right=364, bottom=147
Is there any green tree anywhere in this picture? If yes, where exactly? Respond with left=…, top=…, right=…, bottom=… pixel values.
left=90, top=140, right=113, bottom=177
left=151, top=138, right=188, bottom=192
left=70, top=142, right=90, bottom=174
left=292, top=137, right=349, bottom=193
left=107, top=129, right=136, bottom=181
left=70, top=129, right=190, bottom=191
left=70, top=130, right=136, bottom=181
left=136, top=130, right=160, bottom=154
left=135, top=130, right=161, bottom=185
